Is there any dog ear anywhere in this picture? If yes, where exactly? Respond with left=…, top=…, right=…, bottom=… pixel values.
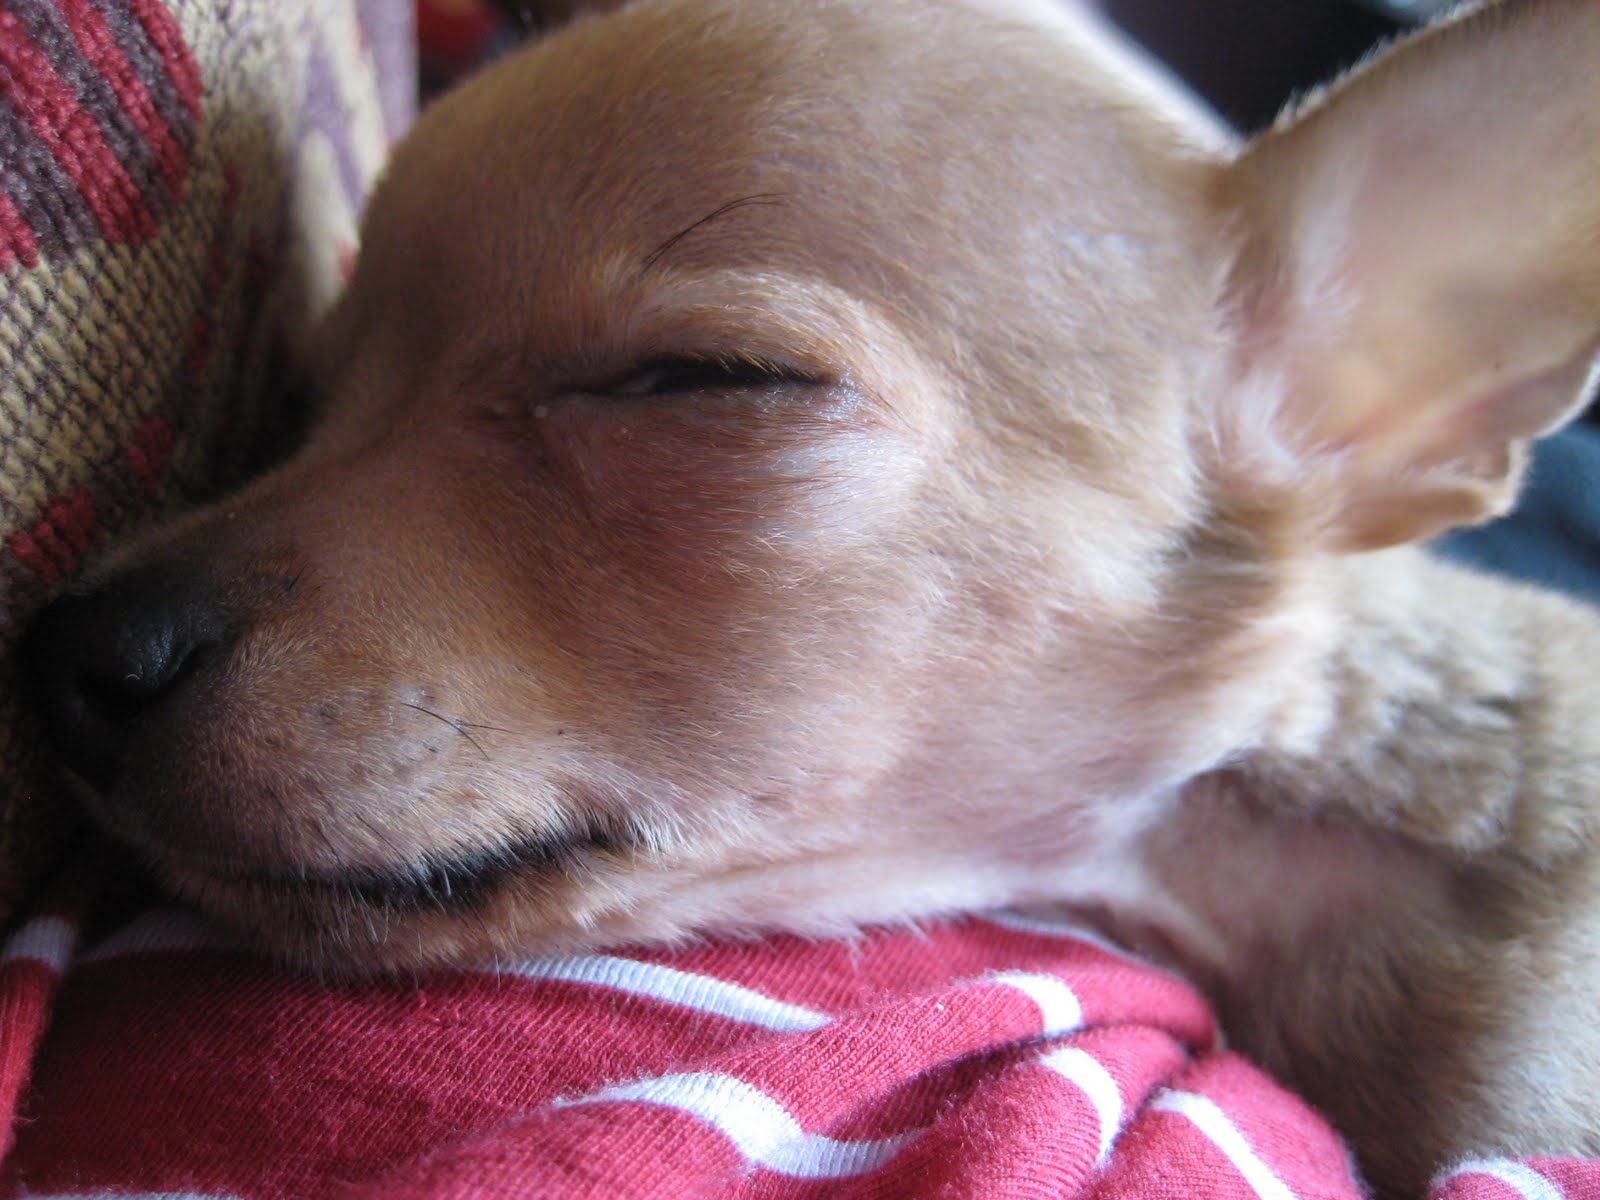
left=1221, top=1, right=1600, bottom=551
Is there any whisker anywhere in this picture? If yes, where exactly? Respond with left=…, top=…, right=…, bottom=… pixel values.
left=351, top=810, right=409, bottom=865
left=641, top=193, right=789, bottom=271
left=405, top=701, right=492, bottom=760
left=309, top=813, right=347, bottom=871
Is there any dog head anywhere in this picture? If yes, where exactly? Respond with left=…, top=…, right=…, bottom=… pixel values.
left=23, top=0, right=1600, bottom=970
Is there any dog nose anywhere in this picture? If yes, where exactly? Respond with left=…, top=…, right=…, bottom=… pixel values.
left=21, top=565, right=231, bottom=787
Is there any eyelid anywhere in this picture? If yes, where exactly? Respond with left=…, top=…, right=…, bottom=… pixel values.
left=607, top=353, right=824, bottom=397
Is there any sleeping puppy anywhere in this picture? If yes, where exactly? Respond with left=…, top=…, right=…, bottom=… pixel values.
left=20, top=0, right=1600, bottom=1192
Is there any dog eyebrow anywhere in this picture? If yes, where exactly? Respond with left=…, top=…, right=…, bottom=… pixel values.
left=640, top=193, right=789, bottom=272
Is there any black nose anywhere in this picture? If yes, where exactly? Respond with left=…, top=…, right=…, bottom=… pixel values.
left=21, top=565, right=231, bottom=789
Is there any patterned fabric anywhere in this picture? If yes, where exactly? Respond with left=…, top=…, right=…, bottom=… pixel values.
left=1, top=886, right=1596, bottom=1199
left=0, top=0, right=413, bottom=920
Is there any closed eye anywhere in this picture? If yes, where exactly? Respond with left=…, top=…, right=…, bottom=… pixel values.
left=610, top=355, right=818, bottom=398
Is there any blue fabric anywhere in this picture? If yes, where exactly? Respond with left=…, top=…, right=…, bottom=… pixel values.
left=1431, top=427, right=1600, bottom=605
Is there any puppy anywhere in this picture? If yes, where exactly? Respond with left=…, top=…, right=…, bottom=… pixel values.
left=21, top=0, right=1600, bottom=1192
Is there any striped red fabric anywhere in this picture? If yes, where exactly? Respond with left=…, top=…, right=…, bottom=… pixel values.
left=0, top=854, right=95, bottom=1161
left=1, top=885, right=1595, bottom=1199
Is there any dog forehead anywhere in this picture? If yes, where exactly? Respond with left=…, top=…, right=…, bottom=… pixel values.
left=349, top=0, right=1225, bottom=431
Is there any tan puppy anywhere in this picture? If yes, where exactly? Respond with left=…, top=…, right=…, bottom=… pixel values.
left=21, top=0, right=1600, bottom=1192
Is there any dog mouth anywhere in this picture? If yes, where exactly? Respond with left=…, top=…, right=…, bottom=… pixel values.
left=223, top=821, right=630, bottom=916
left=93, top=811, right=643, bottom=975
left=63, top=761, right=634, bottom=923
left=49, top=741, right=642, bottom=953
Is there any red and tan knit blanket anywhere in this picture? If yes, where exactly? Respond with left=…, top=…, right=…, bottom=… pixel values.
left=1, top=861, right=1594, bottom=1200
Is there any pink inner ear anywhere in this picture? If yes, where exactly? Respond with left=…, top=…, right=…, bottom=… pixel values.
left=1222, top=0, right=1600, bottom=536
left=1331, top=338, right=1600, bottom=479
left=1215, top=224, right=1598, bottom=552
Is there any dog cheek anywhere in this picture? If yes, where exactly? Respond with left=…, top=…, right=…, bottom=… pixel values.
left=504, top=400, right=941, bottom=779
left=545, top=397, right=889, bottom=545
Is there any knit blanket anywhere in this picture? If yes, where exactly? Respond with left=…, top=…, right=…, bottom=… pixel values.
left=0, top=0, right=410, bottom=919
left=1, top=859, right=1594, bottom=1200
